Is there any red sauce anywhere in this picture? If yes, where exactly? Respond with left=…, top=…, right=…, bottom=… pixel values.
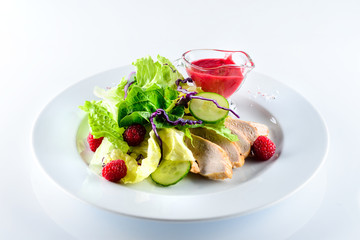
left=186, top=55, right=244, bottom=98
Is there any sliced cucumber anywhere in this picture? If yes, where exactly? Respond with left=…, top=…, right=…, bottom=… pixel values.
left=150, top=160, right=191, bottom=187
left=189, top=92, right=229, bottom=123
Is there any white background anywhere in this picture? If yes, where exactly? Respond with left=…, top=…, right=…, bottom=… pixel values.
left=1, top=0, right=360, bottom=239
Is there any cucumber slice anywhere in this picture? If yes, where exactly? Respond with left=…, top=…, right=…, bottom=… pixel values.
left=151, top=160, right=191, bottom=187
left=189, top=92, right=229, bottom=123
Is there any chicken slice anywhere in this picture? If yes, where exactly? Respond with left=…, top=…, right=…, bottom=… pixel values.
left=225, top=118, right=269, bottom=144
left=190, top=161, right=200, bottom=174
left=185, top=135, right=232, bottom=180
left=224, top=127, right=251, bottom=159
left=190, top=127, right=244, bottom=168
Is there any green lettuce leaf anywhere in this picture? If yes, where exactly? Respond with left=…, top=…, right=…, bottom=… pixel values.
left=117, top=85, right=184, bottom=128
left=88, top=138, right=114, bottom=174
left=79, top=100, right=129, bottom=153
left=183, top=128, right=193, bottom=142
left=158, top=128, right=195, bottom=162
left=103, top=130, right=161, bottom=184
left=204, top=119, right=239, bottom=142
left=175, top=116, right=238, bottom=142
left=132, top=56, right=158, bottom=88
left=133, top=55, right=183, bottom=89
left=93, top=76, right=128, bottom=121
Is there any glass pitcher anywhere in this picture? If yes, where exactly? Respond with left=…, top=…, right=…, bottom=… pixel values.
left=178, top=49, right=255, bottom=99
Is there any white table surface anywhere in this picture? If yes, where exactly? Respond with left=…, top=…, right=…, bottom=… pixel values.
left=1, top=0, right=360, bottom=239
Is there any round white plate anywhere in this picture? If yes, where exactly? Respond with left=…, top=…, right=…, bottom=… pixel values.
left=32, top=66, right=328, bottom=221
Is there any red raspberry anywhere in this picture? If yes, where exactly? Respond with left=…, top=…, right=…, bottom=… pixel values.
left=252, top=136, right=276, bottom=161
left=123, top=124, right=146, bottom=146
left=87, top=133, right=104, bottom=152
left=102, top=160, right=127, bottom=182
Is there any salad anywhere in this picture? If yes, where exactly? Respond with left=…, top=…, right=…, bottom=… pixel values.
left=79, top=55, right=275, bottom=186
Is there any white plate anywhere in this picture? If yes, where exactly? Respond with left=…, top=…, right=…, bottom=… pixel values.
left=32, top=66, right=328, bottom=221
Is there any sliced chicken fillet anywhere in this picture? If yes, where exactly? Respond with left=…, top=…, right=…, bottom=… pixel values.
left=225, top=118, right=269, bottom=144
left=185, top=135, right=232, bottom=180
left=224, top=127, right=251, bottom=160
left=190, top=127, right=244, bottom=168
left=249, top=122, right=269, bottom=136
left=190, top=161, right=200, bottom=174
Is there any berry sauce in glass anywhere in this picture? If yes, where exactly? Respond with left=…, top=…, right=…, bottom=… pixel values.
left=186, top=55, right=244, bottom=99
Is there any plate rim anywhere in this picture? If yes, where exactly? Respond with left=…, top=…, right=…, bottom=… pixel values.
left=31, top=66, right=329, bottom=221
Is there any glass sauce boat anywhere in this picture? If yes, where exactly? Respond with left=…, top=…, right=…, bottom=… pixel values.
left=180, top=49, right=255, bottom=100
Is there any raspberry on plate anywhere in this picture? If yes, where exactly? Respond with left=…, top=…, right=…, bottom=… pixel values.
left=102, top=160, right=127, bottom=182
left=87, top=133, right=104, bottom=152
left=123, top=124, right=146, bottom=146
left=252, top=136, right=276, bottom=161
